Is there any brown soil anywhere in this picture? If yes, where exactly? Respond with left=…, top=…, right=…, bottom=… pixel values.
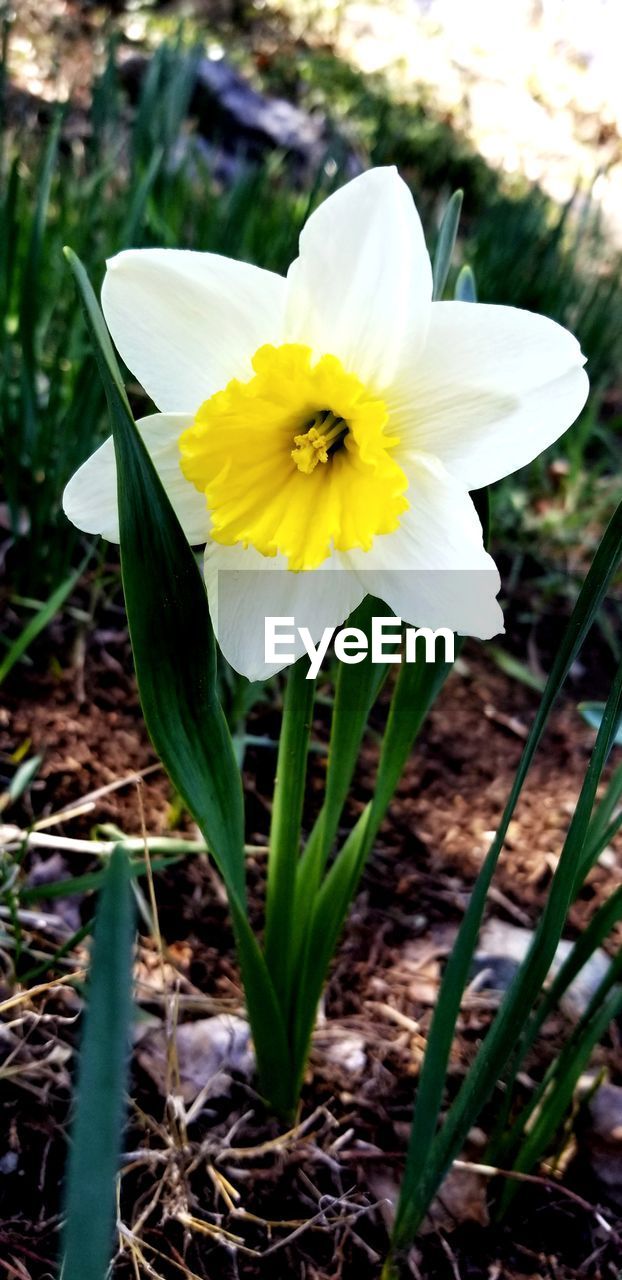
left=1, top=594, right=622, bottom=1280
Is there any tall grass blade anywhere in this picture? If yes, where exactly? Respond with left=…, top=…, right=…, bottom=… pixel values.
left=499, top=951, right=622, bottom=1212
left=454, top=263, right=477, bottom=302
left=432, top=189, right=463, bottom=300
left=19, top=114, right=61, bottom=451
left=580, top=700, right=622, bottom=746
left=0, top=556, right=90, bottom=686
left=389, top=497, right=622, bottom=1256
left=494, top=883, right=622, bottom=1173
left=61, top=845, right=134, bottom=1280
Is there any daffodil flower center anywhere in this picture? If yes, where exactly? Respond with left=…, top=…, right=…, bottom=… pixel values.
left=178, top=343, right=409, bottom=571
left=291, top=410, right=348, bottom=474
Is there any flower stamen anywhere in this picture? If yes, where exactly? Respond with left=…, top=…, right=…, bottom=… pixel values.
left=291, top=410, right=348, bottom=474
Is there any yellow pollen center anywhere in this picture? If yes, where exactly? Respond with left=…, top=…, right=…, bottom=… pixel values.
left=178, top=343, right=409, bottom=571
left=291, top=411, right=348, bottom=474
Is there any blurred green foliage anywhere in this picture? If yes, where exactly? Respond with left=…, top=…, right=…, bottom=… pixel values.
left=0, top=37, right=326, bottom=595
left=1, top=20, right=621, bottom=611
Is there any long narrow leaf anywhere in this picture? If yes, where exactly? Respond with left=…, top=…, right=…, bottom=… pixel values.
left=61, top=846, right=134, bottom=1280
left=454, top=264, right=477, bottom=303
left=392, top=610, right=622, bottom=1250
left=433, top=190, right=463, bottom=300
left=0, top=556, right=90, bottom=685
left=290, top=598, right=391, bottom=1004
left=500, top=952, right=622, bottom=1211
left=264, top=658, right=315, bottom=1006
left=489, top=880, right=622, bottom=1167
left=64, top=247, right=245, bottom=899
left=292, top=650, right=457, bottom=1085
left=64, top=250, right=293, bottom=1115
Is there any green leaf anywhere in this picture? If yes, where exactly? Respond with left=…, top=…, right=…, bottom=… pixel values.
left=575, top=760, right=622, bottom=879
left=491, top=881, right=622, bottom=1175
left=487, top=643, right=546, bottom=694
left=19, top=113, right=61, bottom=451
left=21, top=854, right=183, bottom=902
left=500, top=949, right=622, bottom=1212
left=390, top=498, right=622, bottom=1252
left=0, top=558, right=89, bottom=686
left=291, top=807, right=373, bottom=1092
left=119, top=145, right=164, bottom=246
left=64, top=247, right=245, bottom=903
left=6, top=754, right=42, bottom=805
left=264, top=657, right=315, bottom=1006
left=454, top=264, right=477, bottom=302
left=61, top=846, right=134, bottom=1280
left=64, top=250, right=293, bottom=1116
left=579, top=700, right=622, bottom=745
left=290, top=598, right=391, bottom=1000
left=432, top=189, right=463, bottom=301
left=292, top=647, right=458, bottom=1087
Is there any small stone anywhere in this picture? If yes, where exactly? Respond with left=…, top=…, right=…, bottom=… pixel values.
left=475, top=918, right=616, bottom=1019
left=323, top=1033, right=366, bottom=1076
left=576, top=1078, right=622, bottom=1206
left=136, top=1014, right=253, bottom=1104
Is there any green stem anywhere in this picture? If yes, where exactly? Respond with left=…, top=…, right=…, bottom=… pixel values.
left=288, top=600, right=390, bottom=1012
left=263, top=657, right=316, bottom=1007
left=290, top=649, right=457, bottom=1090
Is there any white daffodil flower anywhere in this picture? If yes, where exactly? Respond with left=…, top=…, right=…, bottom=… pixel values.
left=63, top=167, right=588, bottom=680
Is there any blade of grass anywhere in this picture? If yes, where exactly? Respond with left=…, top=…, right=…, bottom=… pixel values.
left=433, top=189, right=463, bottom=300
left=21, top=854, right=184, bottom=902
left=19, top=917, right=95, bottom=984
left=580, top=759, right=622, bottom=860
left=19, top=113, right=62, bottom=452
left=0, top=556, right=91, bottom=686
left=61, top=845, right=134, bottom=1280
left=1, top=754, right=42, bottom=810
left=572, top=761, right=622, bottom=891
left=454, top=264, right=477, bottom=302
left=391, top=622, right=622, bottom=1253
left=386, top=500, right=622, bottom=1261
left=493, top=884, right=622, bottom=1174
left=499, top=951, right=622, bottom=1213
left=487, top=837, right=622, bottom=1166
left=579, top=700, right=622, bottom=747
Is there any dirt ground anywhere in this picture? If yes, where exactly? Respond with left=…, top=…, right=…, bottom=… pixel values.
left=2, top=576, right=622, bottom=1279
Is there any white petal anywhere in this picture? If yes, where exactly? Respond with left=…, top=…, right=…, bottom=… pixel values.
left=346, top=452, right=503, bottom=639
left=62, top=414, right=207, bottom=545
left=284, top=167, right=432, bottom=388
left=102, top=249, right=286, bottom=412
left=204, top=541, right=365, bottom=681
left=388, top=301, right=589, bottom=488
